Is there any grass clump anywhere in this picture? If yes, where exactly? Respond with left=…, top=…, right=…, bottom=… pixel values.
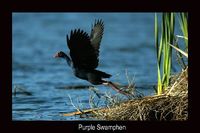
left=93, top=68, right=188, bottom=120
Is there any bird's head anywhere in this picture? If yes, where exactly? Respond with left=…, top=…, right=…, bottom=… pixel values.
left=54, top=51, right=72, bottom=66
left=54, top=51, right=66, bottom=58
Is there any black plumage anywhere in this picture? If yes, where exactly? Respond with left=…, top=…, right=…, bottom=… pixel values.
left=55, top=19, right=111, bottom=85
left=54, top=19, right=130, bottom=96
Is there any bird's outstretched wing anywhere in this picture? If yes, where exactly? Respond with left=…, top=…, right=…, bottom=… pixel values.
left=67, top=29, right=98, bottom=69
left=90, top=19, right=104, bottom=56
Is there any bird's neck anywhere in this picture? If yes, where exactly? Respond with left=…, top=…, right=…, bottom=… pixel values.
left=63, top=53, right=72, bottom=67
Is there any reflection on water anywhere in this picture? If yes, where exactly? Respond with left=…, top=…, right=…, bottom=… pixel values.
left=12, top=13, right=180, bottom=120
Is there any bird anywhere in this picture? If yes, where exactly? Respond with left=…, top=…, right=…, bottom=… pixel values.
left=54, top=19, right=130, bottom=96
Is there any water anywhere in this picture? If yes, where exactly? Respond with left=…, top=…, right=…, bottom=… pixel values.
left=12, top=13, right=180, bottom=120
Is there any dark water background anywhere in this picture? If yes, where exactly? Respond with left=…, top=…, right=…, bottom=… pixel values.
left=12, top=13, right=181, bottom=120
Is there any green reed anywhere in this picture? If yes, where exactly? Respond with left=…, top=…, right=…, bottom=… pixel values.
left=155, top=13, right=175, bottom=95
left=155, top=12, right=188, bottom=95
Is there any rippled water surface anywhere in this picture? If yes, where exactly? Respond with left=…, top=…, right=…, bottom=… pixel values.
left=12, top=13, right=181, bottom=120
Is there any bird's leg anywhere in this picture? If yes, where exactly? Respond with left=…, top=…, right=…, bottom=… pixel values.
left=102, top=80, right=132, bottom=96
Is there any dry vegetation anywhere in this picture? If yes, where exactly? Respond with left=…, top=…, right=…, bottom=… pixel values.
left=92, top=68, right=188, bottom=120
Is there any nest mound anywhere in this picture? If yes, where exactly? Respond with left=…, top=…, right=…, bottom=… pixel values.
left=93, top=68, right=188, bottom=121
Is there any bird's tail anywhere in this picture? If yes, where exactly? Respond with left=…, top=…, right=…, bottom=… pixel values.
left=93, top=70, right=111, bottom=78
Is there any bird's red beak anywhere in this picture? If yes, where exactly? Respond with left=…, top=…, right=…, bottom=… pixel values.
left=54, top=53, right=59, bottom=58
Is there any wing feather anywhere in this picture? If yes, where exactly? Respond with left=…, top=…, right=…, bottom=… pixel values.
left=90, top=19, right=104, bottom=56
left=67, top=29, right=98, bottom=69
